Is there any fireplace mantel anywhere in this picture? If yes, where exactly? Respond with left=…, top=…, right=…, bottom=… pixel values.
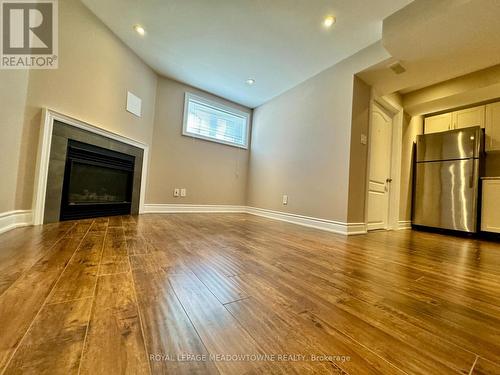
left=33, top=108, right=149, bottom=225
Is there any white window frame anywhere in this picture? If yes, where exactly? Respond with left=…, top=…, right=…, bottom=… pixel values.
left=182, top=92, right=250, bottom=149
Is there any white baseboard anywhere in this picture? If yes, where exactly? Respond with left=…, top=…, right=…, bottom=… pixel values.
left=245, top=207, right=366, bottom=236
left=0, top=205, right=367, bottom=237
left=0, top=210, right=33, bottom=235
left=143, top=204, right=367, bottom=235
left=143, top=204, right=246, bottom=214
left=398, top=220, right=412, bottom=230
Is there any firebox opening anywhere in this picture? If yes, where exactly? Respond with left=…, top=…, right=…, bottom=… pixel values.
left=60, top=140, right=135, bottom=221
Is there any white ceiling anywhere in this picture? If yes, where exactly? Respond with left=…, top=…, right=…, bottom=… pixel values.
left=359, top=0, right=500, bottom=96
left=81, top=0, right=412, bottom=108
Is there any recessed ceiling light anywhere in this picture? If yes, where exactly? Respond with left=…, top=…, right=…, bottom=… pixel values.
left=133, top=24, right=146, bottom=36
left=323, top=15, right=336, bottom=28
left=246, top=78, right=255, bottom=86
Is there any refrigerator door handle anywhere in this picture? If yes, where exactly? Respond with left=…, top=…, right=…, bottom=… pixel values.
left=469, top=159, right=475, bottom=188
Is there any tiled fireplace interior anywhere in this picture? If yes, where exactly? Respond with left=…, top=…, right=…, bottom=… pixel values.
left=43, top=120, right=144, bottom=223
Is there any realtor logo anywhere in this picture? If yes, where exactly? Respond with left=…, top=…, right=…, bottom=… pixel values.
left=1, top=0, right=58, bottom=69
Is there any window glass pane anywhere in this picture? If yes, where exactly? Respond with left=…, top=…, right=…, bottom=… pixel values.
left=184, top=95, right=248, bottom=147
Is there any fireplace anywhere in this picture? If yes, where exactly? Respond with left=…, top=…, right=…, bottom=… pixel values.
left=60, top=140, right=135, bottom=221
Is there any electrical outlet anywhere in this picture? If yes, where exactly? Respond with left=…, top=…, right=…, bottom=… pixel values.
left=360, top=134, right=367, bottom=145
left=180, top=188, right=187, bottom=197
left=282, top=194, right=288, bottom=205
left=173, top=188, right=180, bottom=197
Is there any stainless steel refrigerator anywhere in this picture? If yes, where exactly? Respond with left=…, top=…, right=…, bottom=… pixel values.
left=413, top=126, right=483, bottom=233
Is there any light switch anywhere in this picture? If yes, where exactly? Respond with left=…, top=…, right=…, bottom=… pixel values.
left=282, top=194, right=288, bottom=205
left=360, top=134, right=367, bottom=145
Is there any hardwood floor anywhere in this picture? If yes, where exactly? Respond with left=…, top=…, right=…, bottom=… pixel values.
left=0, top=213, right=500, bottom=374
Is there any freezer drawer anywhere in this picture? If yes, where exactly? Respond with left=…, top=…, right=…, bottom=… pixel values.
left=416, top=126, right=481, bottom=162
left=413, top=159, right=479, bottom=232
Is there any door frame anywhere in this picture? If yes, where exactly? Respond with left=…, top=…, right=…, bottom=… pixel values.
left=364, top=95, right=404, bottom=231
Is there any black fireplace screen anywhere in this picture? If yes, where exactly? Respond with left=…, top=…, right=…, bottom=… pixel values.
left=60, top=140, right=135, bottom=221
left=68, top=163, right=129, bottom=204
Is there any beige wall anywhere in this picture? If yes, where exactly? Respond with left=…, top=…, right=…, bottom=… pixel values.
left=146, top=77, right=250, bottom=206
left=10, top=0, right=158, bottom=210
left=0, top=71, right=30, bottom=212
left=247, top=42, right=389, bottom=222
left=1, top=0, right=250, bottom=215
left=346, top=76, right=371, bottom=223
left=0, top=2, right=393, bottom=224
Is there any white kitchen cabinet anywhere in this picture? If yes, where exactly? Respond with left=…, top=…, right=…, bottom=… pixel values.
left=481, top=179, right=500, bottom=233
left=485, top=102, right=500, bottom=152
left=424, top=113, right=452, bottom=134
left=424, top=105, right=486, bottom=135
left=453, top=105, right=485, bottom=129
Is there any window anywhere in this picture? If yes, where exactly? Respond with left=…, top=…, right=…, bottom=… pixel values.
left=183, top=93, right=250, bottom=149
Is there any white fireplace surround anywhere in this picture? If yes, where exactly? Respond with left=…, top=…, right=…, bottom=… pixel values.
left=32, top=108, right=150, bottom=225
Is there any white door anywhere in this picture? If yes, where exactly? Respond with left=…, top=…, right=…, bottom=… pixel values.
left=367, top=102, right=393, bottom=230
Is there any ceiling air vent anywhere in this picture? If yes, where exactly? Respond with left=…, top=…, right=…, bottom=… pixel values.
left=389, top=62, right=406, bottom=75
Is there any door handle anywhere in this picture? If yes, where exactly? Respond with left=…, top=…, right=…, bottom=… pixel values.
left=470, top=161, right=475, bottom=188
left=385, top=178, right=392, bottom=192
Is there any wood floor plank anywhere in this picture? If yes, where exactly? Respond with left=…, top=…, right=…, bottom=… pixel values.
left=128, top=230, right=219, bottom=373
left=47, top=233, right=106, bottom=304
left=0, top=235, right=86, bottom=371
left=169, top=272, right=264, bottom=374
left=182, top=240, right=250, bottom=278
left=3, top=298, right=93, bottom=375
left=0, top=222, right=75, bottom=296
left=261, top=252, right=479, bottom=373
left=1, top=213, right=500, bottom=374
left=63, top=219, right=94, bottom=239
left=473, top=357, right=500, bottom=375
left=107, top=216, right=123, bottom=228
left=232, top=276, right=408, bottom=375
left=79, top=273, right=149, bottom=375
left=98, top=226, right=129, bottom=275
left=282, top=248, right=500, bottom=361
left=225, top=297, right=351, bottom=375
left=126, top=235, right=156, bottom=255
left=183, top=257, right=248, bottom=305
left=199, top=217, right=499, bottom=370
left=88, top=217, right=109, bottom=235
left=132, top=261, right=219, bottom=374
left=129, top=248, right=189, bottom=281
left=226, top=260, right=465, bottom=374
